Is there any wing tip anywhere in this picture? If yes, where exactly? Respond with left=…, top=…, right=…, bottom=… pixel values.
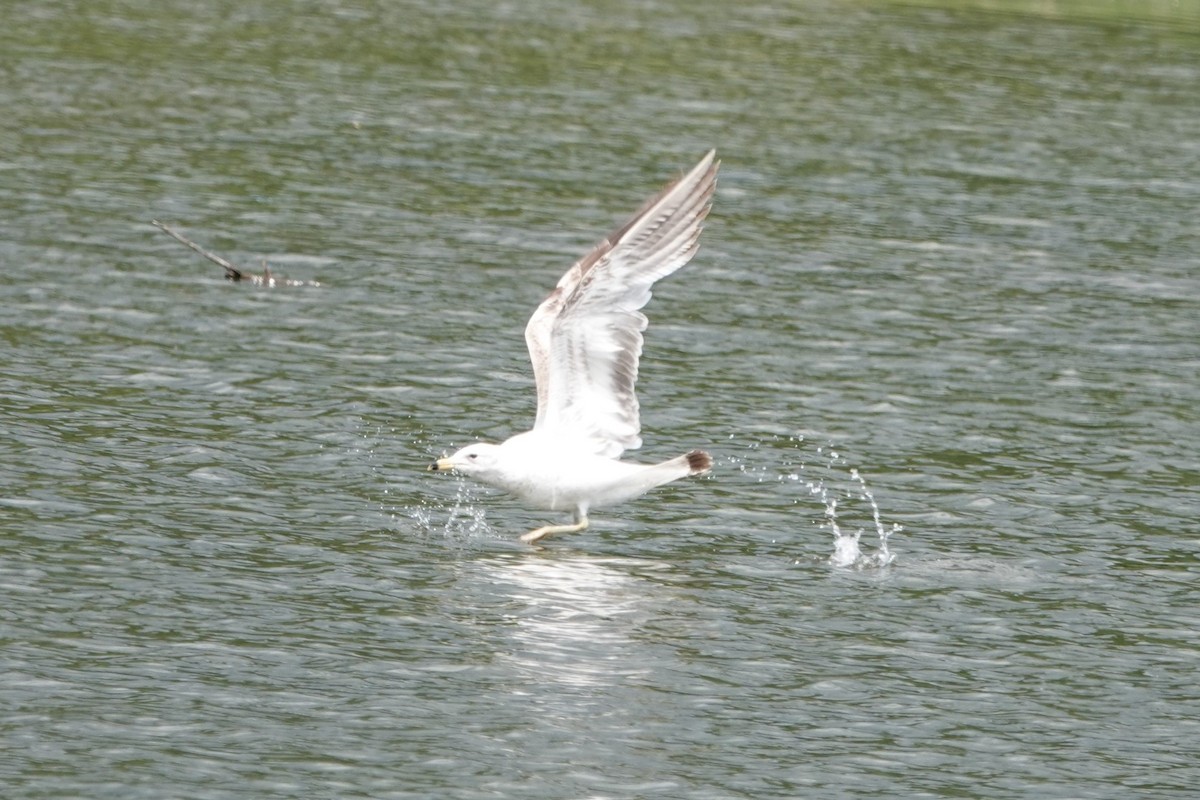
left=689, top=149, right=720, bottom=187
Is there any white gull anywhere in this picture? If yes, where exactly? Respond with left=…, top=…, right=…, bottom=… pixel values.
left=429, top=150, right=718, bottom=543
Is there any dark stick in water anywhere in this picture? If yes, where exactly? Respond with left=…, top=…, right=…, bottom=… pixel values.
left=150, top=221, right=319, bottom=287
left=151, top=220, right=250, bottom=281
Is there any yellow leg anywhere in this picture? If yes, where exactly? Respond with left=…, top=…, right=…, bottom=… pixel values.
left=519, top=516, right=589, bottom=544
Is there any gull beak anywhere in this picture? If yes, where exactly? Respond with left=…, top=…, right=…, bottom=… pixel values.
left=428, top=457, right=454, bottom=472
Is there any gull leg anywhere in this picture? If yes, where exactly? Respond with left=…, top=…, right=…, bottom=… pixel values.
left=519, top=514, right=589, bottom=544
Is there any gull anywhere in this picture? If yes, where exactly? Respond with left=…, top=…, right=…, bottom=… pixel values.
left=429, top=150, right=718, bottom=543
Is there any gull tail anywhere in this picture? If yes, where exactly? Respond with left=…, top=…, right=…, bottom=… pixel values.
left=682, top=449, right=713, bottom=476
left=587, top=449, right=713, bottom=511
left=641, top=449, right=712, bottom=490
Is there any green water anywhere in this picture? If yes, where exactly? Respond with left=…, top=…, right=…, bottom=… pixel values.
left=3, top=1, right=1198, bottom=798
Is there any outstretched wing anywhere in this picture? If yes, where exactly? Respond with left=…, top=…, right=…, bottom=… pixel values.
left=524, top=149, right=718, bottom=458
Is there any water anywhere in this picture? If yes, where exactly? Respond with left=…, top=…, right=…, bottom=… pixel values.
left=3, top=0, right=1199, bottom=797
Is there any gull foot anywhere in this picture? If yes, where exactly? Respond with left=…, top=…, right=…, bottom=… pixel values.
left=519, top=527, right=554, bottom=544
left=518, top=518, right=589, bottom=545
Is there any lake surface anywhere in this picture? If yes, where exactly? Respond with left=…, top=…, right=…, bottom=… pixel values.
left=3, top=1, right=1198, bottom=797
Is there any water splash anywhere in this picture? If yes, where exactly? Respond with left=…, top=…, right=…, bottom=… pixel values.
left=358, top=420, right=493, bottom=539
left=432, top=478, right=493, bottom=537
left=784, top=443, right=900, bottom=569
left=396, top=454, right=494, bottom=539
left=849, top=466, right=897, bottom=567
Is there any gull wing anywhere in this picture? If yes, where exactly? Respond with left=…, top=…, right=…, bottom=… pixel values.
left=523, top=150, right=718, bottom=458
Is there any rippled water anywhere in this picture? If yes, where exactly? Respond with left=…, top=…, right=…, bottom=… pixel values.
left=3, top=1, right=1199, bottom=797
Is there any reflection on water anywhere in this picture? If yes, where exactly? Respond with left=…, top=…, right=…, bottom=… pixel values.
left=486, top=556, right=653, bottom=688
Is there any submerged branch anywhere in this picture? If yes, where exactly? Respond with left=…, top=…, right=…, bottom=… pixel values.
left=150, top=221, right=319, bottom=287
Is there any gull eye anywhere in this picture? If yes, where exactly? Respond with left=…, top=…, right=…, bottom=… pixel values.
left=468, top=453, right=478, bottom=460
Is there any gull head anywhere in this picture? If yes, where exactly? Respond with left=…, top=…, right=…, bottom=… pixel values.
left=427, top=442, right=504, bottom=479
